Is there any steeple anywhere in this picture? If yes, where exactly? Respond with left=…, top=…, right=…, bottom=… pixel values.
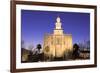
left=54, top=16, right=63, bottom=35
left=55, top=16, right=62, bottom=29
left=57, top=16, right=60, bottom=23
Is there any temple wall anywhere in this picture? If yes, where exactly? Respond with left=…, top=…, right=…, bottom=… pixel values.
left=43, top=34, right=73, bottom=58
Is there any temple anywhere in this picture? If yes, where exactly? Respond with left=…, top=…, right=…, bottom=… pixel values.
left=43, top=16, right=73, bottom=60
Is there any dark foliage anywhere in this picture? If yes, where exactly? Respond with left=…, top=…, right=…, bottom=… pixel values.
left=72, top=43, right=80, bottom=59
left=36, top=44, right=42, bottom=50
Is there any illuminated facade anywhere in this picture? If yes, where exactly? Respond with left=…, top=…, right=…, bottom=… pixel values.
left=43, top=16, right=73, bottom=59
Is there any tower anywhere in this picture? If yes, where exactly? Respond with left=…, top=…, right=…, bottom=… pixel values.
left=54, top=16, right=63, bottom=35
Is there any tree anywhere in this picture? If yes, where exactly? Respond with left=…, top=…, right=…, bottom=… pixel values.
left=72, top=43, right=80, bottom=59
left=35, top=44, right=43, bottom=61
left=73, top=44, right=79, bottom=50
left=36, top=44, right=42, bottom=51
left=28, top=44, right=34, bottom=51
left=28, top=44, right=34, bottom=59
left=86, top=40, right=90, bottom=49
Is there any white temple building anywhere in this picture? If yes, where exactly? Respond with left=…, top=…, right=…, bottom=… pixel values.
left=43, top=16, right=73, bottom=60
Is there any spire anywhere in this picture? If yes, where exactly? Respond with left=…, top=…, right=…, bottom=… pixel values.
left=53, top=16, right=63, bottom=35
left=55, top=16, right=62, bottom=29
left=56, top=16, right=61, bottom=23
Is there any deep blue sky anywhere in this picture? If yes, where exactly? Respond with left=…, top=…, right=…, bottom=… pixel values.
left=21, top=10, right=90, bottom=48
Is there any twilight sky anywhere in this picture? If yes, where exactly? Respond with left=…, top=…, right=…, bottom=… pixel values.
left=21, top=10, right=90, bottom=48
